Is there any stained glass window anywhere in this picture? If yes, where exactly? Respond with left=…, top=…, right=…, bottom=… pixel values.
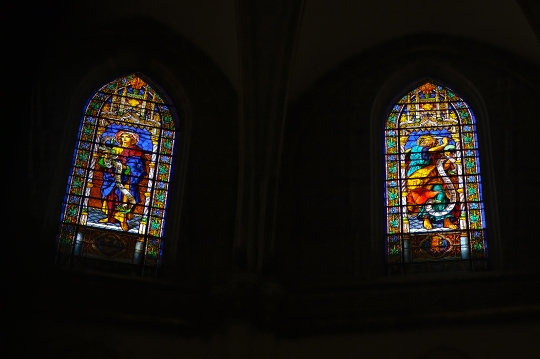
left=56, top=74, right=177, bottom=267
left=384, top=81, right=488, bottom=272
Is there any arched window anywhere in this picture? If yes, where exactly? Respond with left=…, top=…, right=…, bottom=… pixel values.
left=384, top=80, right=487, bottom=273
left=56, top=73, right=178, bottom=268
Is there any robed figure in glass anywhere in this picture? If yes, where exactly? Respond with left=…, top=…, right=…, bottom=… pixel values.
left=405, top=134, right=460, bottom=231
left=97, top=130, right=148, bottom=231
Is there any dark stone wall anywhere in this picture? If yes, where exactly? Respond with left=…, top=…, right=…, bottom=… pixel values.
left=12, top=14, right=239, bottom=281
left=5, top=4, right=540, bottom=358
left=278, top=33, right=540, bottom=286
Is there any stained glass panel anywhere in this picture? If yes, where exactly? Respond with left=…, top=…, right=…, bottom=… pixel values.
left=384, top=81, right=487, bottom=269
left=57, top=74, right=178, bottom=267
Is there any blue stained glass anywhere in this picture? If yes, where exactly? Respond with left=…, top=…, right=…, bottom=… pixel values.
left=157, top=182, right=166, bottom=189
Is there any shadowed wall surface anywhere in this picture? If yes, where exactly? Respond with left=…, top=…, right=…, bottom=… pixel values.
left=4, top=1, right=540, bottom=358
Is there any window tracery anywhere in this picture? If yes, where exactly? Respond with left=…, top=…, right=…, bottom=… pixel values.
left=384, top=81, right=488, bottom=272
left=57, top=73, right=177, bottom=267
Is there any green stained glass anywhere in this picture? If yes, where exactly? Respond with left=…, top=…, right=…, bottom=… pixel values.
left=56, top=73, right=179, bottom=268
left=386, top=161, right=398, bottom=180
left=386, top=113, right=398, bottom=129
left=387, top=213, right=400, bottom=233
left=387, top=235, right=402, bottom=263
left=386, top=137, right=398, bottom=154
left=384, top=80, right=488, bottom=268
left=58, top=225, right=76, bottom=253
left=387, top=187, right=399, bottom=207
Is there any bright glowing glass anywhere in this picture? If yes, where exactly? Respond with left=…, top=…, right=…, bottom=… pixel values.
left=57, top=74, right=177, bottom=267
left=384, top=81, right=487, bottom=267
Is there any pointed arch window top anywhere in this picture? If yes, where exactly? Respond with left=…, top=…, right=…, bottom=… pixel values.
left=57, top=73, right=178, bottom=268
left=384, top=80, right=487, bottom=272
left=85, top=74, right=175, bottom=131
left=386, top=81, right=470, bottom=131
